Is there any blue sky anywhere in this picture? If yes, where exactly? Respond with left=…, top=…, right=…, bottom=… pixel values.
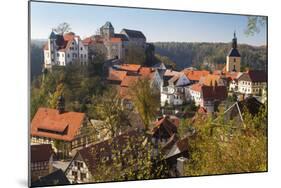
left=30, top=1, right=267, bottom=46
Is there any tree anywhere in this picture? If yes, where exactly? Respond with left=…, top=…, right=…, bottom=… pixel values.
left=53, top=22, right=71, bottom=35
left=155, top=54, right=176, bottom=69
left=124, top=44, right=145, bottom=65
left=129, top=78, right=159, bottom=131
left=245, top=16, right=267, bottom=36
left=184, top=107, right=267, bottom=176
left=48, top=83, right=65, bottom=109
left=91, top=133, right=168, bottom=182
left=144, top=43, right=158, bottom=66
left=93, top=88, right=132, bottom=137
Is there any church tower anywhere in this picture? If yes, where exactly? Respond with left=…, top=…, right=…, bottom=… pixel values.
left=226, top=32, right=241, bottom=72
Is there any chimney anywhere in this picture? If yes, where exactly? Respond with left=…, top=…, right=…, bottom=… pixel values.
left=57, top=95, right=65, bottom=114
left=177, top=157, right=188, bottom=176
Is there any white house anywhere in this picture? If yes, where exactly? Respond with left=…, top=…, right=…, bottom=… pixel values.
left=238, top=70, right=267, bottom=95
left=44, top=31, right=88, bottom=68
left=189, top=83, right=202, bottom=106
left=160, top=73, right=191, bottom=106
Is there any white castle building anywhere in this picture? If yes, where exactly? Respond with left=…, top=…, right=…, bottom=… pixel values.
left=43, top=31, right=88, bottom=68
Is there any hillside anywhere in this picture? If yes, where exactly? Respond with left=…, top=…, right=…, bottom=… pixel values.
left=153, top=42, right=267, bottom=71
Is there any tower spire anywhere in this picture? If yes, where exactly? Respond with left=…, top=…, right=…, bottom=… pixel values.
left=232, top=31, right=237, bottom=49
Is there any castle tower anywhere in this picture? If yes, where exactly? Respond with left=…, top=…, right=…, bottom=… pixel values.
left=100, top=21, right=114, bottom=40
left=226, top=32, right=241, bottom=72
left=48, top=30, right=57, bottom=65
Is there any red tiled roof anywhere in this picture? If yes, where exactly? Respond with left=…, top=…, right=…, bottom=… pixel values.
left=224, top=72, right=239, bottom=80
left=185, top=70, right=210, bottom=81
left=82, top=37, right=94, bottom=45
left=139, top=67, right=154, bottom=78
left=31, top=144, right=53, bottom=163
left=109, top=37, right=122, bottom=43
left=139, top=67, right=152, bottom=75
left=212, top=70, right=222, bottom=75
left=120, top=75, right=139, bottom=87
left=63, top=33, right=76, bottom=41
left=200, top=74, right=222, bottom=86
left=190, top=83, right=202, bottom=92
left=31, top=108, right=85, bottom=142
left=107, top=69, right=127, bottom=81
left=153, top=116, right=178, bottom=137
left=119, top=64, right=141, bottom=72
left=201, top=85, right=227, bottom=101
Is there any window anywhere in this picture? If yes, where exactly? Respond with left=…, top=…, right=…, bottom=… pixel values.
left=81, top=54, right=83, bottom=58
left=233, top=58, right=236, bottom=62
left=78, top=162, right=83, bottom=170
left=84, top=54, right=86, bottom=58
left=80, top=47, right=83, bottom=50
left=72, top=171, right=78, bottom=178
left=80, top=173, right=86, bottom=181
left=68, top=54, right=70, bottom=58
left=57, top=53, right=60, bottom=57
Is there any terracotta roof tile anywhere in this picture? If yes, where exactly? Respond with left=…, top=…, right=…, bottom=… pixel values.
left=190, top=83, right=203, bottom=92
left=119, top=64, right=141, bottom=72
left=184, top=70, right=210, bottom=81
left=63, top=33, right=76, bottom=41
left=120, top=75, right=139, bottom=87
left=200, top=74, right=223, bottom=86
left=109, top=37, right=122, bottom=43
left=107, top=69, right=127, bottom=81
left=31, top=108, right=85, bottom=141
left=82, top=37, right=94, bottom=45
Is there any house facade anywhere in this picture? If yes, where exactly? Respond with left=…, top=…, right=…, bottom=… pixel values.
left=44, top=32, right=88, bottom=68
left=238, top=70, right=267, bottom=95
left=31, top=144, right=54, bottom=182
left=160, top=73, right=191, bottom=106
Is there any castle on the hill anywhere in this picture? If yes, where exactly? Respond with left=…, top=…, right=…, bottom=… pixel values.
left=43, top=22, right=147, bottom=68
